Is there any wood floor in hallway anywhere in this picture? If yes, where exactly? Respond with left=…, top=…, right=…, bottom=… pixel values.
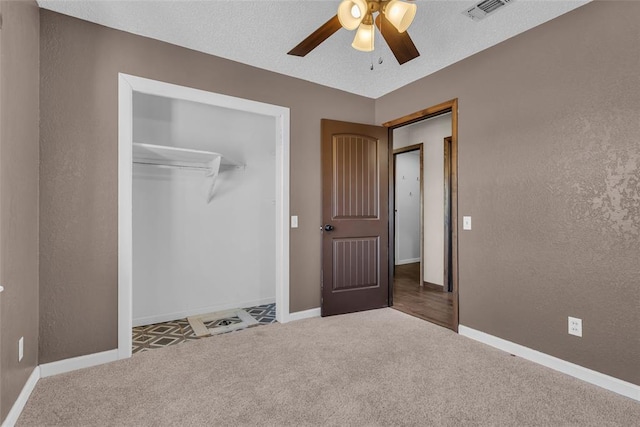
left=392, top=262, right=454, bottom=329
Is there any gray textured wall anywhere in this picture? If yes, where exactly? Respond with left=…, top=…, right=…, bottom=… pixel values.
left=39, top=10, right=374, bottom=363
left=376, top=1, right=640, bottom=385
left=0, top=0, right=40, bottom=421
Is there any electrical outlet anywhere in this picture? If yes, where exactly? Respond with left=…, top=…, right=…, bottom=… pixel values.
left=568, top=316, right=582, bottom=337
left=18, top=337, right=24, bottom=362
left=291, top=215, right=298, bottom=228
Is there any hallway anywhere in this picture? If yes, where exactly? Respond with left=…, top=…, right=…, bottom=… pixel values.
left=392, top=263, right=454, bottom=329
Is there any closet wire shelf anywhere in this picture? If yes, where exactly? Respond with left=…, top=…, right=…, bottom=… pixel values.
left=133, top=142, right=244, bottom=202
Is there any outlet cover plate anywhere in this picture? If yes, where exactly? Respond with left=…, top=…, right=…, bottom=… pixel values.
left=568, top=316, right=582, bottom=337
left=18, top=337, right=24, bottom=361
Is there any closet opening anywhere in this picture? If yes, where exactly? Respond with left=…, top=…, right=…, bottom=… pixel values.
left=118, top=75, right=290, bottom=359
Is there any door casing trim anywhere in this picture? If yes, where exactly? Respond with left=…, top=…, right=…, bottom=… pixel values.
left=384, top=99, right=459, bottom=332
left=118, top=74, right=291, bottom=360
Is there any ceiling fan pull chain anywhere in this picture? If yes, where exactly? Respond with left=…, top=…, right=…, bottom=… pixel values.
left=370, top=15, right=377, bottom=71
left=369, top=29, right=375, bottom=70
left=376, top=14, right=383, bottom=67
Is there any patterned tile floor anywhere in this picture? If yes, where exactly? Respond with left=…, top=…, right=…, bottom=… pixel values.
left=132, top=303, right=276, bottom=354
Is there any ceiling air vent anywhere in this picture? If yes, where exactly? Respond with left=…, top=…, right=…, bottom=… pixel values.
left=463, top=0, right=514, bottom=21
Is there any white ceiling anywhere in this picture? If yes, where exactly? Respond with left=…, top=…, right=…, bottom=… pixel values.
left=37, top=0, right=591, bottom=99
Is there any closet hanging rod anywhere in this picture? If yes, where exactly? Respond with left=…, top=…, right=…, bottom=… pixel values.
left=132, top=142, right=242, bottom=167
left=133, top=160, right=211, bottom=171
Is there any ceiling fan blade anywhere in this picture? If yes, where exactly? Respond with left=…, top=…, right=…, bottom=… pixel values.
left=288, top=15, right=342, bottom=57
left=375, top=14, right=420, bottom=65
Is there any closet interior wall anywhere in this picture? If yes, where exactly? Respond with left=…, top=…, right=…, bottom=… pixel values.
left=132, top=93, right=276, bottom=326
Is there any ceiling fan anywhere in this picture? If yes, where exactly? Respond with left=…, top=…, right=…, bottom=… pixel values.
left=288, top=0, right=420, bottom=65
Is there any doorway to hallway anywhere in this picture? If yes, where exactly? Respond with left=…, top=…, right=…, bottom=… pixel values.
left=392, top=263, right=454, bottom=328
left=387, top=100, right=458, bottom=331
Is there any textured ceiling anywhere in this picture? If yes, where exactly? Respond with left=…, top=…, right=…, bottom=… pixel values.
left=37, top=0, right=591, bottom=99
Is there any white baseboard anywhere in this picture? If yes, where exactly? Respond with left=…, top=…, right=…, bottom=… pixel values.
left=395, top=258, right=420, bottom=266
left=39, top=349, right=119, bottom=378
left=133, top=297, right=276, bottom=327
left=458, top=325, right=640, bottom=402
left=288, top=307, right=321, bottom=322
left=2, top=367, right=40, bottom=427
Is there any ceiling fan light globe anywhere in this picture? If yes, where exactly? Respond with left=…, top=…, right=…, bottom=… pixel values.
left=352, top=23, right=375, bottom=52
left=338, top=0, right=367, bottom=30
left=385, top=0, right=417, bottom=33
left=351, top=4, right=361, bottom=19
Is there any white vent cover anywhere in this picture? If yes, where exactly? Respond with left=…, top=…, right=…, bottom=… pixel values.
left=463, top=0, right=514, bottom=21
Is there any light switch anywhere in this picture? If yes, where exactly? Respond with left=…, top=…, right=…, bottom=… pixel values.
left=463, top=216, right=472, bottom=230
left=291, top=215, right=298, bottom=228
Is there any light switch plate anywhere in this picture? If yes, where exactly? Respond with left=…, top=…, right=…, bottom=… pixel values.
left=463, top=216, right=472, bottom=230
left=291, top=215, right=298, bottom=228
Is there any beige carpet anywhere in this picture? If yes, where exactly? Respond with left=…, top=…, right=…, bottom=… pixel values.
left=18, top=309, right=639, bottom=426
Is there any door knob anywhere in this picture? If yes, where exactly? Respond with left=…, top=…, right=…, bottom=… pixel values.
left=324, top=224, right=335, bottom=231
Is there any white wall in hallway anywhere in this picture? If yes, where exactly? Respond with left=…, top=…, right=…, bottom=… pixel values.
left=393, top=113, right=452, bottom=286
left=395, top=151, right=421, bottom=264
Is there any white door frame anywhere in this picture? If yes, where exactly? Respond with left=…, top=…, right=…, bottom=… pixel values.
left=118, top=74, right=291, bottom=360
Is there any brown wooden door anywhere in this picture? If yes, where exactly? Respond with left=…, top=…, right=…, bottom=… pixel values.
left=321, top=119, right=390, bottom=316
